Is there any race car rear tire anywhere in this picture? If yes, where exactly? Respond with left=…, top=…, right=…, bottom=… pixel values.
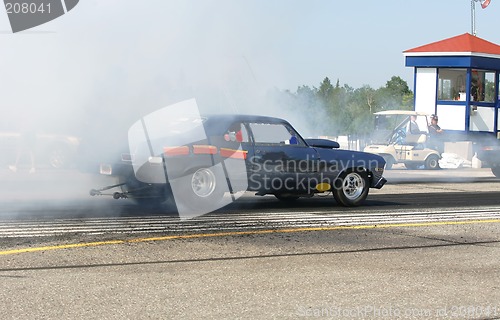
left=176, top=167, right=226, bottom=211
left=333, top=170, right=369, bottom=207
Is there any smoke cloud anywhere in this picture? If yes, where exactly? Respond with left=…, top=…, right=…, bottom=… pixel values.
left=0, top=1, right=361, bottom=216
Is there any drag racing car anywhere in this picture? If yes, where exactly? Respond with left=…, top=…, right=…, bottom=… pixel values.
left=88, top=102, right=386, bottom=214
left=0, top=131, right=80, bottom=169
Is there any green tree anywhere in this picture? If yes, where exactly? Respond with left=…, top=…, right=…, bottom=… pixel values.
left=376, top=76, right=413, bottom=110
left=485, top=79, right=495, bottom=102
left=317, top=77, right=334, bottom=103
left=345, top=85, right=377, bottom=135
left=272, top=75, right=413, bottom=137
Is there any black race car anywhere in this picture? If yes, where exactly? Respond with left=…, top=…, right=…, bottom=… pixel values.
left=0, top=131, right=80, bottom=169
left=88, top=113, right=386, bottom=214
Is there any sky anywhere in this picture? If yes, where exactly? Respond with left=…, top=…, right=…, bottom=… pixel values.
left=0, top=0, right=499, bottom=134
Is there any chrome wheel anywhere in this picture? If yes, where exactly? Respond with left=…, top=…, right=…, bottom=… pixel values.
left=191, top=168, right=217, bottom=198
left=341, top=172, right=366, bottom=201
left=48, top=147, right=67, bottom=169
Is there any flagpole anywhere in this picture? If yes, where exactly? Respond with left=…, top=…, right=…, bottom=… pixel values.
left=471, top=0, right=477, bottom=36
left=472, top=0, right=492, bottom=36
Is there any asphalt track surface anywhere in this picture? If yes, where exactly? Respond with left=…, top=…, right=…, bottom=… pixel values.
left=1, top=168, right=500, bottom=319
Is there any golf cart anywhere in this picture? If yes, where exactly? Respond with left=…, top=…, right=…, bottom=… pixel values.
left=363, top=110, right=441, bottom=170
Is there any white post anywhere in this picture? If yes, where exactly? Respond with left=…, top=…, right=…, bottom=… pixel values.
left=471, top=0, right=477, bottom=36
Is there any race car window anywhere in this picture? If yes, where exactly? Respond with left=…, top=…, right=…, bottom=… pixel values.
left=249, top=123, right=304, bottom=146
left=224, top=122, right=249, bottom=143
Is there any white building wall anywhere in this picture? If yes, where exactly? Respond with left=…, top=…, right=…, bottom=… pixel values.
left=470, top=106, right=495, bottom=132
left=414, top=68, right=437, bottom=115
left=437, top=104, right=466, bottom=131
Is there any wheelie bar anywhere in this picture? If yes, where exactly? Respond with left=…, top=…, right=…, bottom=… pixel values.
left=89, top=183, right=127, bottom=199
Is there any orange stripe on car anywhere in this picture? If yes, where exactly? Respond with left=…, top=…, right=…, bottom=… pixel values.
left=220, top=148, right=247, bottom=159
left=192, top=145, right=218, bottom=155
left=163, top=146, right=190, bottom=156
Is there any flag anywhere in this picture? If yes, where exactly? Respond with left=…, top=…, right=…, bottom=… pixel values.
left=481, top=0, right=491, bottom=9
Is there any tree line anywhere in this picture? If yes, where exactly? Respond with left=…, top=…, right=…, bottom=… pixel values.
left=271, top=76, right=414, bottom=137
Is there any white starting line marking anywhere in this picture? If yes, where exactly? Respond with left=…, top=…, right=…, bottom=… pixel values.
left=1, top=207, right=500, bottom=238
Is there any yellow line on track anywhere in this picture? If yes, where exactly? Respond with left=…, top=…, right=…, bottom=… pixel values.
left=1, top=218, right=500, bottom=256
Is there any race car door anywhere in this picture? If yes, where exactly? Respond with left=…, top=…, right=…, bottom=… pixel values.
left=246, top=122, right=320, bottom=193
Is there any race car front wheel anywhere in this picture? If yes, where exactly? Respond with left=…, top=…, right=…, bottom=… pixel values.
left=333, top=170, right=369, bottom=207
